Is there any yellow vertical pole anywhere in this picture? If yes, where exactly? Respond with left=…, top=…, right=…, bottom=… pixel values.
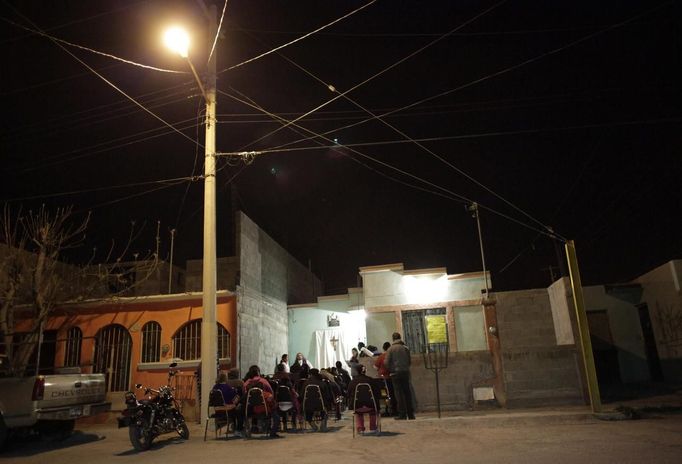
left=565, top=240, right=602, bottom=413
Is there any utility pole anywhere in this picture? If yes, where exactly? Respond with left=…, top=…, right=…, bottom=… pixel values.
left=168, top=228, right=176, bottom=293
left=468, top=202, right=490, bottom=296
left=198, top=1, right=218, bottom=426
left=565, top=240, right=602, bottom=412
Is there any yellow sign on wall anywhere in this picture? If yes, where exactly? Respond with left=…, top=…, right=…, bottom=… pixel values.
left=426, top=315, right=447, bottom=344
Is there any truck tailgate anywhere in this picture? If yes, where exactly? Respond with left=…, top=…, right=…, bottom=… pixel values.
left=38, top=374, right=107, bottom=410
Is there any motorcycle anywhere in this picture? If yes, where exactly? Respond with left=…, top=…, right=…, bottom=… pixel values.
left=117, top=362, right=190, bottom=451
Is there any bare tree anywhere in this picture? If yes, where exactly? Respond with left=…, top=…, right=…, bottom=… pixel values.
left=0, top=205, right=158, bottom=376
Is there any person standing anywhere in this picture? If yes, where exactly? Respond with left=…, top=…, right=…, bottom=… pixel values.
left=290, top=352, right=312, bottom=374
left=374, top=341, right=397, bottom=415
left=278, top=354, right=290, bottom=373
left=385, top=332, right=415, bottom=420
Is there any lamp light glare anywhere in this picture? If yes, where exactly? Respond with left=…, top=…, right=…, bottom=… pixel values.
left=164, top=26, right=190, bottom=58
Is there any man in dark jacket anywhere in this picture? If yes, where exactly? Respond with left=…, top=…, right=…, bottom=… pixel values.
left=384, top=332, right=415, bottom=420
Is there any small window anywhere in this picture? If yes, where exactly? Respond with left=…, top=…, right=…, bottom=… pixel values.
left=402, top=307, right=447, bottom=353
left=141, top=321, right=161, bottom=363
left=64, top=327, right=82, bottom=367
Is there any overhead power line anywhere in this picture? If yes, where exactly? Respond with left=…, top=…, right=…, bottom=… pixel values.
left=217, top=0, right=377, bottom=74
left=5, top=176, right=199, bottom=203
left=220, top=87, right=561, bottom=242
left=1, top=16, right=188, bottom=74
left=2, top=6, right=202, bottom=155
left=236, top=0, right=508, bottom=152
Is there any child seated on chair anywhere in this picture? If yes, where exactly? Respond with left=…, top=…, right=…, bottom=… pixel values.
left=346, top=365, right=382, bottom=434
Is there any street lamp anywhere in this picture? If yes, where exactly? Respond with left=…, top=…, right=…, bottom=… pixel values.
left=164, top=5, right=217, bottom=425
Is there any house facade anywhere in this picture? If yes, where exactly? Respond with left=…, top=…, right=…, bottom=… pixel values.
left=289, top=264, right=586, bottom=411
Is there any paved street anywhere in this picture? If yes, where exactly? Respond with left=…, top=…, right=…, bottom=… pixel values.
left=2, top=408, right=681, bottom=464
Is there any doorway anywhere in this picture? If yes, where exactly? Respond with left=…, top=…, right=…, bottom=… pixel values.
left=637, top=303, right=664, bottom=381
left=94, top=324, right=132, bottom=392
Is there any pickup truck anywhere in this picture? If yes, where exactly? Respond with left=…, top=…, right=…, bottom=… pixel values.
left=0, top=355, right=111, bottom=448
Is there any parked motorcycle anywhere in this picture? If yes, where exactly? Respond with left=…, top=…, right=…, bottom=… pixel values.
left=117, top=362, right=189, bottom=451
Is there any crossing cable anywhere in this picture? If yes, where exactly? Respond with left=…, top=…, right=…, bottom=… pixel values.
left=1, top=16, right=188, bottom=74
left=0, top=0, right=149, bottom=45
left=207, top=0, right=229, bottom=65
left=249, top=118, right=680, bottom=154
left=4, top=176, right=198, bottom=203
left=251, top=27, right=560, bottom=241
left=218, top=87, right=560, bottom=241
left=235, top=0, right=507, bottom=152
left=17, top=116, right=204, bottom=174
left=4, top=6, right=203, bottom=157
left=266, top=1, right=673, bottom=157
left=216, top=0, right=377, bottom=75
left=7, top=88, right=201, bottom=146
left=75, top=179, right=191, bottom=213
left=3, top=80, right=197, bottom=139
left=251, top=1, right=672, bottom=243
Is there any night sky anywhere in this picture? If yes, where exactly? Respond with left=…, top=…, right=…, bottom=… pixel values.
left=2, top=0, right=680, bottom=295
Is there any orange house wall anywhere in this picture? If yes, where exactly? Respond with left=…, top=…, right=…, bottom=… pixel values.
left=17, top=295, right=237, bottom=394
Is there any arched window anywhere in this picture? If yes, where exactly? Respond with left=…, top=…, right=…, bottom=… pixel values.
left=218, top=323, right=230, bottom=359
left=172, top=320, right=201, bottom=361
left=171, top=320, right=231, bottom=361
left=64, top=327, right=82, bottom=367
left=141, top=321, right=161, bottom=363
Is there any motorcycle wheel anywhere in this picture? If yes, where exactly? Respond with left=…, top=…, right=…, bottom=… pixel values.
left=128, top=424, right=153, bottom=451
left=176, top=422, right=190, bottom=440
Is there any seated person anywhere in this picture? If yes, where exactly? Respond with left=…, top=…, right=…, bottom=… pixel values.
left=226, top=368, right=244, bottom=391
left=273, top=364, right=299, bottom=429
left=346, top=365, right=382, bottom=435
left=301, top=368, right=333, bottom=432
left=242, top=365, right=283, bottom=439
left=213, top=372, right=243, bottom=436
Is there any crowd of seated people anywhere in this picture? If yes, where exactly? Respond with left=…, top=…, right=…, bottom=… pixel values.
left=209, top=344, right=397, bottom=439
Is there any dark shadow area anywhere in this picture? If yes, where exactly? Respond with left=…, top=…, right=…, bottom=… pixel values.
left=113, top=435, right=188, bottom=455
left=600, top=382, right=682, bottom=403
left=1, top=430, right=105, bottom=457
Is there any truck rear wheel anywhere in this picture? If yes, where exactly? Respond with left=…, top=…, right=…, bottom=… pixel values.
left=38, top=420, right=75, bottom=441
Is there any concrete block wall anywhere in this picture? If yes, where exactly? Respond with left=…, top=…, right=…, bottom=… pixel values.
left=236, top=212, right=322, bottom=372
left=185, top=256, right=239, bottom=292
left=496, top=289, right=558, bottom=348
left=410, top=351, right=495, bottom=411
left=238, top=287, right=288, bottom=372
left=495, top=289, right=584, bottom=406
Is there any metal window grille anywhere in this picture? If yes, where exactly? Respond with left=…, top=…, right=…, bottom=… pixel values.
left=217, top=323, right=230, bottom=359
left=402, top=307, right=446, bottom=354
left=172, top=320, right=201, bottom=361
left=64, top=327, right=82, bottom=367
left=94, top=324, right=132, bottom=392
left=171, top=320, right=230, bottom=361
left=141, top=321, right=161, bottom=363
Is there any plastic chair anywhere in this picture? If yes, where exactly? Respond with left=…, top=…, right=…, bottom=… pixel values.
left=351, top=382, right=381, bottom=437
left=302, top=384, right=327, bottom=432
left=276, top=384, right=297, bottom=431
left=204, top=389, right=233, bottom=440
left=243, top=387, right=270, bottom=438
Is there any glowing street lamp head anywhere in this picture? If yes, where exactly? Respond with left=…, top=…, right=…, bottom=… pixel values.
left=163, top=26, right=190, bottom=58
